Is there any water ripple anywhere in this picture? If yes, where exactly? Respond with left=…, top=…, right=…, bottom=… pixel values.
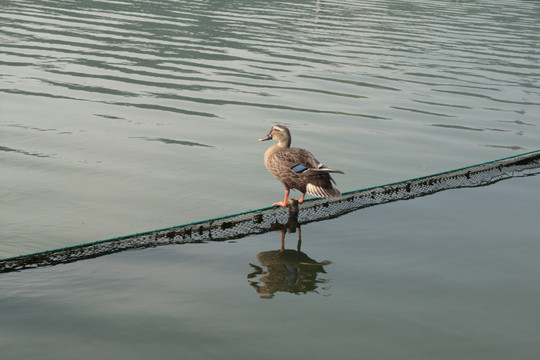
left=2, top=0, right=538, bottom=125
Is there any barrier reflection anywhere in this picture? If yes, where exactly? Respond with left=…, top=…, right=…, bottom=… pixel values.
left=247, top=200, right=331, bottom=299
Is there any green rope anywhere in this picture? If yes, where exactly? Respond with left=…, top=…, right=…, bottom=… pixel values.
left=2, top=149, right=539, bottom=273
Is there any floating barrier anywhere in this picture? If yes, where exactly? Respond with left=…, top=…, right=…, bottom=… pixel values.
left=1, top=150, right=539, bottom=273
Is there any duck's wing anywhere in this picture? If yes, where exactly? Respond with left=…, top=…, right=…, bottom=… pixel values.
left=267, top=147, right=343, bottom=197
left=286, top=148, right=344, bottom=175
left=287, top=148, right=343, bottom=197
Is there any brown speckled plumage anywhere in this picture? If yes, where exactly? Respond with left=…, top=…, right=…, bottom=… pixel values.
left=259, top=125, right=344, bottom=207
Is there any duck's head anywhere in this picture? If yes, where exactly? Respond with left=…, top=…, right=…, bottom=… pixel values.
left=258, top=125, right=291, bottom=147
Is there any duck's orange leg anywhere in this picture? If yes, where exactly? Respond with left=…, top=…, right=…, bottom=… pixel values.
left=298, top=192, right=306, bottom=204
left=273, top=189, right=290, bottom=207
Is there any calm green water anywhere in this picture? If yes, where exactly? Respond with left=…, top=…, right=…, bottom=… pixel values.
left=1, top=175, right=539, bottom=359
left=1, top=0, right=540, bottom=358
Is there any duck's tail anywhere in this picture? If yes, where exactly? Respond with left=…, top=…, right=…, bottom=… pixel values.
left=306, top=182, right=342, bottom=199
left=317, top=165, right=345, bottom=174
left=302, top=165, right=344, bottom=176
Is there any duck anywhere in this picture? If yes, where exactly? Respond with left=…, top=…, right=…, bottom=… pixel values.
left=258, top=125, right=344, bottom=207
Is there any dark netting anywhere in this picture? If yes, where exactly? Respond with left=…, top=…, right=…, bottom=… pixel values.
left=2, top=150, right=539, bottom=273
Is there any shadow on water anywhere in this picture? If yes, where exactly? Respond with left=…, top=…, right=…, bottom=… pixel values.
left=247, top=201, right=331, bottom=299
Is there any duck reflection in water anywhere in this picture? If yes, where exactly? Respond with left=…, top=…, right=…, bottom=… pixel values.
left=248, top=200, right=331, bottom=299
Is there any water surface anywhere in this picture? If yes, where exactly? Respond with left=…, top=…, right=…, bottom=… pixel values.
left=1, top=1, right=540, bottom=355
left=1, top=174, right=539, bottom=359
left=2, top=0, right=539, bottom=256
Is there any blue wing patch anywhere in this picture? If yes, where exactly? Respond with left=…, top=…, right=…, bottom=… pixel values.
left=291, top=164, right=308, bottom=173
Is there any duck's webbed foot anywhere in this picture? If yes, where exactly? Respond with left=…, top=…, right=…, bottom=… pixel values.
left=273, top=189, right=291, bottom=207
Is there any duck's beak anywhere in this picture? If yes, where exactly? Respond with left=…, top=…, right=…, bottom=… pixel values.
left=258, top=134, right=272, bottom=142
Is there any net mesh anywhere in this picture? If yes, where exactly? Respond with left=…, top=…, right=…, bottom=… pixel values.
left=2, top=150, right=539, bottom=273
